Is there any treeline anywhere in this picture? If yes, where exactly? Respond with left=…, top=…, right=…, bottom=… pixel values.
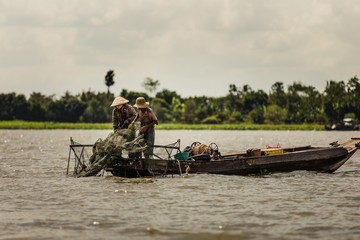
left=1, top=76, right=360, bottom=124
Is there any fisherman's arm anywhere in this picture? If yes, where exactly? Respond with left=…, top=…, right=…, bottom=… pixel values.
left=112, top=109, right=119, bottom=132
left=140, top=108, right=158, bottom=132
left=125, top=106, right=137, bottom=124
left=129, top=113, right=139, bottom=127
left=140, top=119, right=158, bottom=133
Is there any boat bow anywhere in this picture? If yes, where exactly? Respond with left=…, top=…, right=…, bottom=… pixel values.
left=337, top=136, right=360, bottom=153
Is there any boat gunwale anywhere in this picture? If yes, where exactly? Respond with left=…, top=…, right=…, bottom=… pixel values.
left=112, top=145, right=348, bottom=165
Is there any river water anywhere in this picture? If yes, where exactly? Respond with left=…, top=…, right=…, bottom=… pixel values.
left=1, top=130, right=360, bottom=240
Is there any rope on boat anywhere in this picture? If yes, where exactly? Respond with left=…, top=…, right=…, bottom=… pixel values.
left=177, top=160, right=182, bottom=176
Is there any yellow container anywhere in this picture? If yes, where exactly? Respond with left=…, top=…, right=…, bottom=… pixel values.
left=264, top=148, right=283, bottom=155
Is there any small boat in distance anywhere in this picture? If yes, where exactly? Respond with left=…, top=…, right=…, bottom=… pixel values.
left=67, top=136, right=360, bottom=178
left=325, top=118, right=359, bottom=131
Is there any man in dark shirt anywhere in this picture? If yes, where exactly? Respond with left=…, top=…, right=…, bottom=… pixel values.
left=110, top=96, right=136, bottom=132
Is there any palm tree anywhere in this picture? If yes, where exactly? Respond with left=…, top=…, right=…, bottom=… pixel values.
left=142, top=77, right=160, bottom=97
left=105, top=70, right=115, bottom=95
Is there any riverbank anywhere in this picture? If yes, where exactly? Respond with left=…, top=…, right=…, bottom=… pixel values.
left=0, top=120, right=325, bottom=130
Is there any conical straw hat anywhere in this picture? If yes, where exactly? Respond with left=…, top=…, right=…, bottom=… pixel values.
left=134, top=97, right=149, bottom=108
left=110, top=96, right=129, bottom=107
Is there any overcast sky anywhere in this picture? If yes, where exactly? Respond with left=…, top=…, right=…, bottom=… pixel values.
left=1, top=0, right=359, bottom=98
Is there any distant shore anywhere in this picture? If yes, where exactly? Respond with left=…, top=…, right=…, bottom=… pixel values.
left=0, top=120, right=325, bottom=130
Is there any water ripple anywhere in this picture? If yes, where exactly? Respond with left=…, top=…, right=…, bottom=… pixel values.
left=1, top=130, right=360, bottom=240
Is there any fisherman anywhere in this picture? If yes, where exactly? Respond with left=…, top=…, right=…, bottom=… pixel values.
left=111, top=96, right=136, bottom=132
left=130, top=97, right=159, bottom=159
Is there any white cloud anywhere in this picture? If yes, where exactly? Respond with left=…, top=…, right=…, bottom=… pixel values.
left=0, top=0, right=360, bottom=97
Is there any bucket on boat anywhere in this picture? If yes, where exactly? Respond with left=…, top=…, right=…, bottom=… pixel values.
left=174, top=151, right=189, bottom=160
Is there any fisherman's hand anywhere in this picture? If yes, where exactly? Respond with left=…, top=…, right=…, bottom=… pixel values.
left=140, top=126, right=147, bottom=133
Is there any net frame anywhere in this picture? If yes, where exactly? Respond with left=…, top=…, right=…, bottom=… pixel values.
left=67, top=137, right=93, bottom=175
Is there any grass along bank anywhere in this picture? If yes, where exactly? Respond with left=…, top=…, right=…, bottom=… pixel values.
left=0, top=120, right=325, bottom=130
left=0, top=121, right=111, bottom=129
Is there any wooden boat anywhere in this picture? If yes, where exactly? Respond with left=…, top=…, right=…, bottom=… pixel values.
left=103, top=137, right=360, bottom=178
left=325, top=118, right=359, bottom=131
left=67, top=137, right=360, bottom=178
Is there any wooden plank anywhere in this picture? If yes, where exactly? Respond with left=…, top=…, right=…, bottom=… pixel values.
left=339, top=138, right=360, bottom=153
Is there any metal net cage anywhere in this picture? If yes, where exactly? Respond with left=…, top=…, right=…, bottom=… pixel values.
left=67, top=122, right=187, bottom=177
left=67, top=125, right=147, bottom=177
left=152, top=139, right=182, bottom=160
left=67, top=138, right=93, bottom=175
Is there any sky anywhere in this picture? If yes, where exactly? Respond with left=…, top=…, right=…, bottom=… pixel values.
left=1, top=0, right=360, bottom=98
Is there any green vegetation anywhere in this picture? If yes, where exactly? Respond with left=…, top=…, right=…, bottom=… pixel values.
left=0, top=120, right=324, bottom=130
left=0, top=120, right=112, bottom=129
left=1, top=74, right=360, bottom=129
left=159, top=123, right=323, bottom=130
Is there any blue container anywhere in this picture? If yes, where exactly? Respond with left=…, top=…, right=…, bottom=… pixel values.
left=174, top=151, right=188, bottom=160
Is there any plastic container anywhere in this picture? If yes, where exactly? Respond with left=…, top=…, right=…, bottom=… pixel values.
left=174, top=151, right=189, bottom=160
left=264, top=148, right=283, bottom=155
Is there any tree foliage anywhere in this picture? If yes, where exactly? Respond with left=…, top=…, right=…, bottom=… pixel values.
left=142, top=77, right=160, bottom=96
left=1, top=76, right=360, bottom=124
left=105, top=70, right=115, bottom=94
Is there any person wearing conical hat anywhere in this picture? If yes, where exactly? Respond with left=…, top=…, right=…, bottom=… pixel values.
left=130, top=97, right=159, bottom=159
left=110, top=96, right=136, bottom=133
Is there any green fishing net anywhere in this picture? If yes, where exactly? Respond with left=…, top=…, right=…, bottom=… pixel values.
left=77, top=124, right=147, bottom=177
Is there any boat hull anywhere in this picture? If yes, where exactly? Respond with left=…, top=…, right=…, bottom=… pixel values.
left=325, top=126, right=359, bottom=131
left=67, top=136, right=360, bottom=178
left=108, top=146, right=356, bottom=178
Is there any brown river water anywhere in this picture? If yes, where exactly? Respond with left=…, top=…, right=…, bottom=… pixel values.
left=1, top=130, right=360, bottom=240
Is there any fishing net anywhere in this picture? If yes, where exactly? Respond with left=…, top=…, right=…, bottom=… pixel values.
left=69, top=139, right=92, bottom=174
left=77, top=124, right=147, bottom=177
